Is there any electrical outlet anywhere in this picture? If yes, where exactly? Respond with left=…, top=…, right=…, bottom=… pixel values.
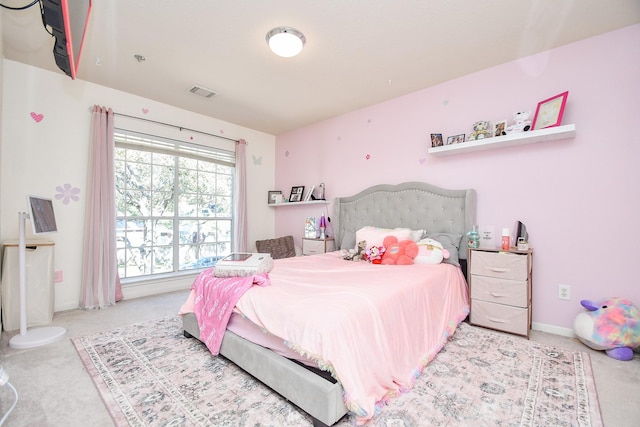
left=558, top=284, right=570, bottom=300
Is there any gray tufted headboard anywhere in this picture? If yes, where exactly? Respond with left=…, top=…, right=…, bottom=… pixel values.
left=333, top=182, right=476, bottom=261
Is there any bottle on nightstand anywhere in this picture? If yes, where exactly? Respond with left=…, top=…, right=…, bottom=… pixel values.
left=467, top=225, right=480, bottom=249
left=501, top=228, right=511, bottom=250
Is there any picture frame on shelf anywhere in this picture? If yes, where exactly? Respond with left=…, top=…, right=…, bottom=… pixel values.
left=447, top=134, right=465, bottom=144
left=304, top=185, right=316, bottom=202
left=532, top=91, right=569, bottom=130
left=430, top=133, right=443, bottom=147
left=268, top=190, right=282, bottom=204
left=494, top=120, right=507, bottom=137
left=289, top=186, right=305, bottom=202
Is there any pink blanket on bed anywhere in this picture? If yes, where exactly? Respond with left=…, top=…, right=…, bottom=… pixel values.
left=190, top=269, right=270, bottom=355
left=233, top=252, right=469, bottom=424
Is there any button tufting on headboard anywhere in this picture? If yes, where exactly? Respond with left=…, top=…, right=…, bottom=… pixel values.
left=333, top=182, right=476, bottom=260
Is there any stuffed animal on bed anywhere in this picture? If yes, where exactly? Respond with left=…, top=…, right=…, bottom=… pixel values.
left=364, top=245, right=386, bottom=264
left=573, top=297, right=640, bottom=361
left=414, top=238, right=450, bottom=264
left=380, top=235, right=419, bottom=265
left=343, top=240, right=367, bottom=261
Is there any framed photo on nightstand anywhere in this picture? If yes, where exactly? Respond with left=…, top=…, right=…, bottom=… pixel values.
left=478, top=225, right=496, bottom=249
left=289, top=186, right=305, bottom=202
left=304, top=217, right=317, bottom=238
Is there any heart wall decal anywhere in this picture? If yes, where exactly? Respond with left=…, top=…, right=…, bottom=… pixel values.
left=30, top=112, right=44, bottom=122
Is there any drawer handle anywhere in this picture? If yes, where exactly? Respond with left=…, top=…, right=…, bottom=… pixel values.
left=490, top=292, right=508, bottom=298
left=488, top=267, right=509, bottom=273
left=487, top=316, right=509, bottom=324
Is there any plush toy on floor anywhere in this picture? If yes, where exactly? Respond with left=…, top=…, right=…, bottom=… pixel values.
left=573, top=297, right=640, bottom=361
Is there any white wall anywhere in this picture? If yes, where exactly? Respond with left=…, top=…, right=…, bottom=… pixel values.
left=1, top=59, right=276, bottom=311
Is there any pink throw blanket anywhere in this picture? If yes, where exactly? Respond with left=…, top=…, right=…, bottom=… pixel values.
left=190, top=268, right=270, bottom=355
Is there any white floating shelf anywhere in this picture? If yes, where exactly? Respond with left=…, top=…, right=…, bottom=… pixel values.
left=428, top=124, right=576, bottom=156
left=269, top=200, right=329, bottom=207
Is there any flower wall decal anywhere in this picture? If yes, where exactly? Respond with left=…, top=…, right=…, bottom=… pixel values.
left=55, top=183, right=81, bottom=204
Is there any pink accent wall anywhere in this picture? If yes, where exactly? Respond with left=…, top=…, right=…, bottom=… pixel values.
left=274, top=25, right=640, bottom=332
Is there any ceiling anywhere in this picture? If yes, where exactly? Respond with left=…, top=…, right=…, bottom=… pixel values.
left=2, top=1, right=639, bottom=135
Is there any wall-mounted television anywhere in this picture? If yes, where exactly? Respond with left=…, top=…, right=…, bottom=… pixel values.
left=27, top=195, right=58, bottom=234
left=41, top=0, right=92, bottom=80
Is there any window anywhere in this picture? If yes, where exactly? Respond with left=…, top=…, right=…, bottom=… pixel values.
left=114, top=130, right=235, bottom=279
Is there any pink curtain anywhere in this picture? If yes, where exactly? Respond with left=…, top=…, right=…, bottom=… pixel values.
left=234, top=139, right=248, bottom=252
left=80, top=105, right=123, bottom=309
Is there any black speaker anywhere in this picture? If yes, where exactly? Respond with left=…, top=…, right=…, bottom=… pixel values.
left=515, top=221, right=528, bottom=242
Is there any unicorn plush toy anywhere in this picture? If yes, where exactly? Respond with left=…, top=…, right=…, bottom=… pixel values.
left=573, top=297, right=640, bottom=361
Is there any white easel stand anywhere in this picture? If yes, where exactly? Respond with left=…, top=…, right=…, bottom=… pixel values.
left=9, top=212, right=66, bottom=349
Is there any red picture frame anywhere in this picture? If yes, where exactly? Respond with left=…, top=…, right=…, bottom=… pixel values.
left=532, top=91, right=569, bottom=130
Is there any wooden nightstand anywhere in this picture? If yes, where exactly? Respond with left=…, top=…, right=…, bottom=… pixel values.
left=302, top=238, right=335, bottom=256
left=468, top=247, right=533, bottom=338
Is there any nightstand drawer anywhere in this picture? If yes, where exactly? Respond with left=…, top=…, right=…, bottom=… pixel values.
left=470, top=275, right=528, bottom=307
left=470, top=300, right=529, bottom=336
left=302, top=238, right=335, bottom=255
left=470, top=251, right=527, bottom=281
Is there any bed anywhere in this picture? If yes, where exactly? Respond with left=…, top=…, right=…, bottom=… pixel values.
left=181, top=181, right=476, bottom=426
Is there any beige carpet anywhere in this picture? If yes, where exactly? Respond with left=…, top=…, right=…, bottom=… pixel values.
left=72, top=316, right=603, bottom=427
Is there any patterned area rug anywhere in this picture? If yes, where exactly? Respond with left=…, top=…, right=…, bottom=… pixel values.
left=72, top=317, right=603, bottom=427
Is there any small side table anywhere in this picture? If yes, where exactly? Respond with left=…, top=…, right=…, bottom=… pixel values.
left=302, top=238, right=335, bottom=256
left=468, top=247, right=533, bottom=338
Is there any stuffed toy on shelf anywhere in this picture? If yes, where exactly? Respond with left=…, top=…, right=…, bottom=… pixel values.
left=505, top=111, right=532, bottom=134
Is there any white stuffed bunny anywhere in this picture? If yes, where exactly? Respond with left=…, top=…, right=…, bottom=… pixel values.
left=414, top=238, right=450, bottom=264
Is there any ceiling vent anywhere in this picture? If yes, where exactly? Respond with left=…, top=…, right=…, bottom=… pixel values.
left=188, top=84, right=217, bottom=98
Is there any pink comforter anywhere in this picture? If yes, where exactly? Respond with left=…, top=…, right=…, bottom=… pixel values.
left=233, top=252, right=469, bottom=424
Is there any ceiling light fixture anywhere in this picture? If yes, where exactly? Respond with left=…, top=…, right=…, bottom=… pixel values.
left=266, top=26, right=306, bottom=58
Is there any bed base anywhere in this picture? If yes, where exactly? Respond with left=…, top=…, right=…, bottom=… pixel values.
left=182, top=313, right=348, bottom=427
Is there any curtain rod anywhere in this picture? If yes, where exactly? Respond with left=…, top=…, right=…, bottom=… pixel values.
left=103, top=110, right=240, bottom=143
